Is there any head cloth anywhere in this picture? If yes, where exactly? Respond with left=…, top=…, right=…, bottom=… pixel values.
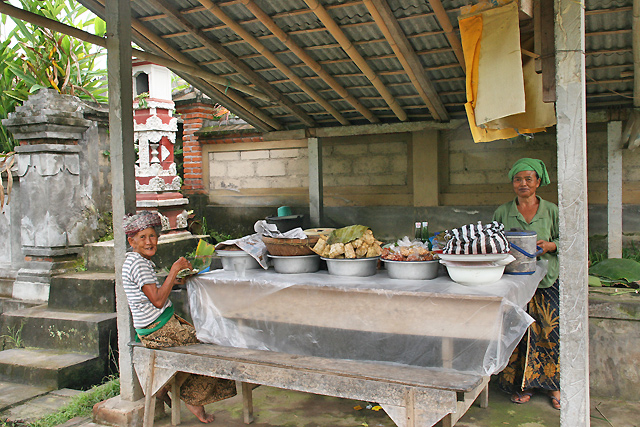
left=122, top=210, right=162, bottom=237
left=508, top=158, right=550, bottom=186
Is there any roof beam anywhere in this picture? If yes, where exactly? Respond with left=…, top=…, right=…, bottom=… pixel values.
left=149, top=0, right=315, bottom=128
left=241, top=0, right=380, bottom=124
left=196, top=0, right=347, bottom=126
left=364, top=0, right=449, bottom=122
left=82, top=0, right=280, bottom=131
left=263, top=119, right=465, bottom=141
left=302, top=0, right=408, bottom=122
left=0, top=1, right=269, bottom=102
left=426, top=0, right=466, bottom=71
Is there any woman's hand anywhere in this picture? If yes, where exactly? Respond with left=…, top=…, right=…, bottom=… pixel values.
left=171, top=257, right=192, bottom=274
left=142, top=257, right=193, bottom=308
left=537, top=240, right=557, bottom=255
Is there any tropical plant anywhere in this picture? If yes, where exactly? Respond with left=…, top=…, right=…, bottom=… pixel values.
left=0, top=0, right=107, bottom=152
left=0, top=41, right=28, bottom=152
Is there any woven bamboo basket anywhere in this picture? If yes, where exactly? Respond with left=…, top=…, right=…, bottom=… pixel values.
left=262, top=235, right=320, bottom=256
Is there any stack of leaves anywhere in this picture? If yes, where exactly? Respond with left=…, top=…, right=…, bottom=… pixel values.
left=312, top=225, right=383, bottom=259
left=589, top=258, right=640, bottom=290
left=176, top=239, right=216, bottom=278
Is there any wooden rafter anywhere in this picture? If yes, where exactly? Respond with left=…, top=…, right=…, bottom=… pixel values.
left=364, top=0, right=448, bottom=122
left=87, top=0, right=281, bottom=131
left=0, top=1, right=269, bottom=102
left=195, top=0, right=349, bottom=126
left=241, top=0, right=380, bottom=124
left=149, top=0, right=316, bottom=128
left=426, top=0, right=465, bottom=71
left=302, top=0, right=407, bottom=122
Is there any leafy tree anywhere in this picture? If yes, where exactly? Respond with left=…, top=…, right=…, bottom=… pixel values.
left=0, top=0, right=107, bottom=152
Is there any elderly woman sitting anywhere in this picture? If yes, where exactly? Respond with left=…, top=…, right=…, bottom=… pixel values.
left=122, top=211, right=236, bottom=423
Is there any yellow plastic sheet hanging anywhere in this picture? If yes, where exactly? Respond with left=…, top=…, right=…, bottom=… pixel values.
left=459, top=1, right=555, bottom=143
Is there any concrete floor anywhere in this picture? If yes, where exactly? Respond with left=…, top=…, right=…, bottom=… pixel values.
left=2, top=379, right=638, bottom=427
left=149, top=380, right=638, bottom=427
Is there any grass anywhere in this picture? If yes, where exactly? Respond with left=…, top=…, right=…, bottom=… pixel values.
left=589, top=241, right=640, bottom=266
left=0, top=377, right=121, bottom=427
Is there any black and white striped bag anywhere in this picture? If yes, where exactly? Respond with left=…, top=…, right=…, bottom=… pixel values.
left=443, top=221, right=510, bottom=255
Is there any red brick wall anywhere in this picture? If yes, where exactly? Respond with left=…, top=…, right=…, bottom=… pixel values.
left=176, top=101, right=263, bottom=194
left=176, top=103, right=213, bottom=194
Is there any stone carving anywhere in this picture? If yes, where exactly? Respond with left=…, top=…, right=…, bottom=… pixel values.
left=136, top=176, right=181, bottom=192
left=159, top=212, right=170, bottom=231
left=176, top=210, right=189, bottom=229
left=135, top=114, right=178, bottom=133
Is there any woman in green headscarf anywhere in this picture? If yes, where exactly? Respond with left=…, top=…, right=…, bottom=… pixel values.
left=493, top=158, right=561, bottom=410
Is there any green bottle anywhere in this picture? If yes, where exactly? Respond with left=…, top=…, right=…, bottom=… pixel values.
left=421, top=221, right=431, bottom=249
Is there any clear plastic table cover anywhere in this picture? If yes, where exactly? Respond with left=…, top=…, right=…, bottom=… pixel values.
left=187, top=261, right=547, bottom=376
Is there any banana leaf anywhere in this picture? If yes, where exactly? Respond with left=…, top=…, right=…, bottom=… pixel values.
left=588, top=275, right=603, bottom=287
left=327, top=225, right=369, bottom=245
left=589, top=258, right=640, bottom=284
left=176, top=239, right=216, bottom=278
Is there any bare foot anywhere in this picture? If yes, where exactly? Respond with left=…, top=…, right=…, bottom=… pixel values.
left=185, top=403, right=215, bottom=423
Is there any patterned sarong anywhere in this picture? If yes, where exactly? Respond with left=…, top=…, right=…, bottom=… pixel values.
left=139, top=315, right=237, bottom=406
left=497, top=280, right=560, bottom=393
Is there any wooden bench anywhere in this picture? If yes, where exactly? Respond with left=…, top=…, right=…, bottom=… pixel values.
left=132, top=343, right=489, bottom=427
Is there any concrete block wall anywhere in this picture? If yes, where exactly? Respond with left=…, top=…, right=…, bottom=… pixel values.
left=207, top=139, right=408, bottom=192
left=443, top=122, right=640, bottom=205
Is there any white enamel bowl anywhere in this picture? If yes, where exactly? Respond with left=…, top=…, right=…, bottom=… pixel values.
left=217, top=250, right=261, bottom=271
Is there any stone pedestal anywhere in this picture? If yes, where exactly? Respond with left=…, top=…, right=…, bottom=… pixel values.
left=2, top=89, right=97, bottom=301
left=133, top=61, right=188, bottom=232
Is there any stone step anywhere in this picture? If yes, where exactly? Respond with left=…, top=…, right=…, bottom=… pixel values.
left=84, top=233, right=205, bottom=272
left=0, top=348, right=105, bottom=390
left=1, top=306, right=117, bottom=356
left=49, top=272, right=116, bottom=313
left=0, top=298, right=43, bottom=315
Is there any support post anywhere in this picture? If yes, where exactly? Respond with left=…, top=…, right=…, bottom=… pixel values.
left=308, top=137, right=323, bottom=227
left=554, top=0, right=590, bottom=424
left=608, top=121, right=623, bottom=259
left=412, top=130, right=439, bottom=207
left=107, top=0, right=141, bottom=401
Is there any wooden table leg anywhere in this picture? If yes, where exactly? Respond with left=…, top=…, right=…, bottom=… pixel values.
left=171, top=377, right=181, bottom=425
left=143, top=350, right=157, bottom=427
left=240, top=382, right=254, bottom=424
left=479, top=383, right=489, bottom=408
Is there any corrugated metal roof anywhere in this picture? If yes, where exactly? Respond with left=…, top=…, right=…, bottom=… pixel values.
left=80, top=0, right=637, bottom=131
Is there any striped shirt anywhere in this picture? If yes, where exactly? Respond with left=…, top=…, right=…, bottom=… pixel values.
left=122, top=251, right=172, bottom=329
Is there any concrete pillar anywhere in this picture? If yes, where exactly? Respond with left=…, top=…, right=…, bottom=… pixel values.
left=308, top=137, right=323, bottom=227
left=132, top=61, right=189, bottom=233
left=1, top=89, right=93, bottom=301
left=554, top=0, right=590, bottom=424
left=106, top=0, right=142, bottom=402
left=412, top=130, right=439, bottom=207
left=607, top=121, right=623, bottom=258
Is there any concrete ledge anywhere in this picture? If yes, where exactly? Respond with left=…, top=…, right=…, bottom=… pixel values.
left=589, top=291, right=640, bottom=400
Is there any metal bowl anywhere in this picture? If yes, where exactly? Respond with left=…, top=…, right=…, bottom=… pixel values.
left=268, top=254, right=320, bottom=274
left=217, top=250, right=261, bottom=271
left=322, top=257, right=379, bottom=277
left=383, top=259, right=439, bottom=280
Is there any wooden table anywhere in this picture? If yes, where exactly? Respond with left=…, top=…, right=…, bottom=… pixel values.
left=187, top=265, right=545, bottom=375
left=133, top=264, right=545, bottom=427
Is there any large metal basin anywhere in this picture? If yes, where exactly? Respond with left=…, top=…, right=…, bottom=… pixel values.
left=383, top=259, right=439, bottom=280
left=268, top=254, right=320, bottom=274
left=322, top=257, right=379, bottom=277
